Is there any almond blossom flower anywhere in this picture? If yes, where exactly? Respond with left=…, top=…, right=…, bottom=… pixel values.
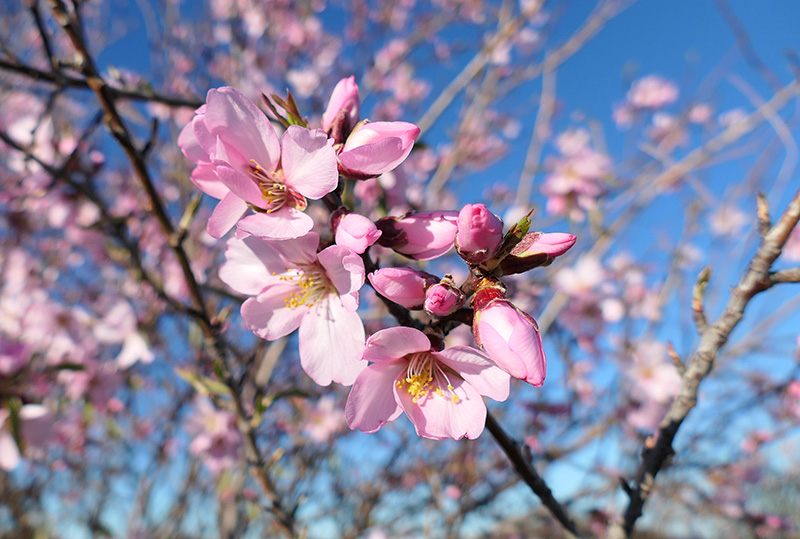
left=345, top=327, right=510, bottom=440
left=219, top=232, right=366, bottom=386
left=335, top=212, right=382, bottom=254
left=178, top=87, right=338, bottom=239
left=338, top=121, right=421, bottom=179
left=626, top=75, right=679, bottom=109
left=368, top=267, right=438, bottom=309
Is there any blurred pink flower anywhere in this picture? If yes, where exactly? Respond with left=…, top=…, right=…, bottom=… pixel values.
left=302, top=396, right=345, bottom=443
left=186, top=397, right=242, bottom=475
left=346, top=327, right=509, bottom=440
left=219, top=232, right=366, bottom=386
left=626, top=75, right=679, bottom=109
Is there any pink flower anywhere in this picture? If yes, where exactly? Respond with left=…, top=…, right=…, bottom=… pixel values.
left=345, top=327, right=509, bottom=440
left=322, top=76, right=360, bottom=135
left=455, top=203, right=503, bottom=264
left=219, top=232, right=366, bottom=386
left=338, top=121, right=420, bottom=179
left=335, top=212, right=382, bottom=254
left=186, top=397, right=242, bottom=475
left=423, top=278, right=465, bottom=317
left=302, top=396, right=345, bottom=443
left=626, top=75, right=679, bottom=109
left=178, top=87, right=338, bottom=239
left=473, top=283, right=546, bottom=386
left=0, top=404, right=53, bottom=471
left=376, top=211, right=459, bottom=260
left=368, top=267, right=438, bottom=309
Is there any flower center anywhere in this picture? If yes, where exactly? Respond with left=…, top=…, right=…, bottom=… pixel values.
left=276, top=264, right=331, bottom=309
left=396, top=352, right=459, bottom=404
left=248, top=160, right=307, bottom=213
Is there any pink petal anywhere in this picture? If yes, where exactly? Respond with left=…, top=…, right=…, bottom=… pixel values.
left=236, top=207, right=315, bottom=240
left=241, top=286, right=307, bottom=340
left=396, top=376, right=486, bottom=440
left=281, top=126, right=338, bottom=199
left=192, top=111, right=216, bottom=157
left=367, top=267, right=434, bottom=309
left=191, top=164, right=229, bottom=200
left=207, top=193, right=248, bottom=239
left=0, top=431, right=20, bottom=471
left=298, top=299, right=366, bottom=386
left=178, top=117, right=207, bottom=163
left=435, top=347, right=510, bottom=402
left=317, top=245, right=365, bottom=300
left=251, top=230, right=319, bottom=266
left=345, top=361, right=405, bottom=433
left=339, top=136, right=405, bottom=176
left=19, top=404, right=53, bottom=446
left=204, top=87, right=280, bottom=170
left=335, top=213, right=381, bottom=254
left=219, top=235, right=285, bottom=295
left=214, top=164, right=265, bottom=208
left=363, top=327, right=430, bottom=363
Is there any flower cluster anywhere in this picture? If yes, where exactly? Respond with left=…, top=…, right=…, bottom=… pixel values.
left=180, top=77, right=575, bottom=440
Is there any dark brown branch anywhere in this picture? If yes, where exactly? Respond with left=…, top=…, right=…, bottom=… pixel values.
left=485, top=412, right=582, bottom=538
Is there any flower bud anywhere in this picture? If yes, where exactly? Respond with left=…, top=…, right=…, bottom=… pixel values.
left=455, top=203, right=503, bottom=264
left=338, top=121, right=420, bottom=179
left=368, top=267, right=438, bottom=309
left=497, top=232, right=576, bottom=276
left=376, top=211, right=458, bottom=260
left=423, top=276, right=465, bottom=317
left=322, top=76, right=360, bottom=140
left=473, top=282, right=546, bottom=386
left=334, top=212, right=381, bottom=254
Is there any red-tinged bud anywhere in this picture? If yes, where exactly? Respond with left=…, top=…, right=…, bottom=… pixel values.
left=472, top=279, right=546, bottom=386
left=423, top=275, right=466, bottom=317
left=455, top=203, right=504, bottom=264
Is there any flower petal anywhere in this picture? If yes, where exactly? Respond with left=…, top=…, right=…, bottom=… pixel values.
left=435, top=347, right=510, bottom=402
left=236, top=207, right=315, bottom=241
left=317, top=245, right=365, bottom=300
left=396, top=376, right=486, bottom=440
left=363, top=327, right=430, bottom=363
left=214, top=164, right=265, bottom=207
left=345, top=361, right=405, bottom=433
left=298, top=299, right=366, bottom=386
left=207, top=192, right=248, bottom=239
left=241, top=287, right=306, bottom=340
left=203, top=87, right=280, bottom=170
left=281, top=126, right=338, bottom=199
left=219, top=235, right=286, bottom=295
left=191, top=164, right=229, bottom=200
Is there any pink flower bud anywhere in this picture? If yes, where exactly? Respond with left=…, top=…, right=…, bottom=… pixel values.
left=322, top=76, right=360, bottom=137
left=338, top=121, right=420, bottom=179
left=376, top=211, right=458, bottom=260
left=335, top=213, right=381, bottom=254
left=455, top=203, right=503, bottom=264
left=498, top=232, right=577, bottom=276
left=423, top=277, right=465, bottom=317
left=368, top=267, right=438, bottom=309
left=473, top=284, right=546, bottom=386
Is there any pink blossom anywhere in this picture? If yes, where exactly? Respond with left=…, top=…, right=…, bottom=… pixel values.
left=219, top=232, right=366, bottom=386
left=689, top=103, right=713, bottom=124
left=178, top=87, right=338, bottom=239
left=302, top=396, right=345, bottom=443
left=0, top=404, right=53, bottom=471
left=322, top=76, right=360, bottom=134
left=345, top=327, right=509, bottom=440
left=335, top=213, right=382, bottom=254
left=338, top=121, right=420, bottom=179
left=186, top=397, right=242, bottom=475
left=0, top=337, right=27, bottom=376
left=473, top=285, right=546, bottom=387
left=92, top=301, right=153, bottom=368
left=423, top=279, right=466, bottom=317
left=626, top=75, right=679, bottom=109
left=455, top=203, right=503, bottom=264
left=625, top=340, right=682, bottom=404
left=368, top=267, right=438, bottom=309
left=376, top=211, right=459, bottom=260
left=782, top=227, right=800, bottom=261
left=710, top=204, right=749, bottom=237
